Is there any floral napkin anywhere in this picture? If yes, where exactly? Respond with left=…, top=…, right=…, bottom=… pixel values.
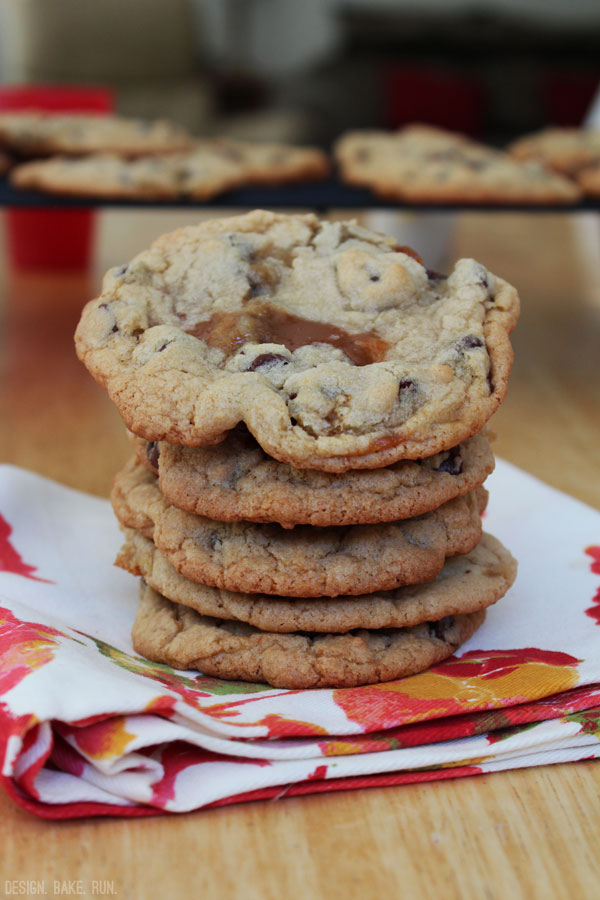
left=1, top=460, right=598, bottom=818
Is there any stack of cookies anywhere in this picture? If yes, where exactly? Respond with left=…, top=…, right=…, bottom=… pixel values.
left=75, top=210, right=519, bottom=689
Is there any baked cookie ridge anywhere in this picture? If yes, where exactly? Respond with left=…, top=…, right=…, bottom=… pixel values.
left=133, top=582, right=487, bottom=689
left=118, top=528, right=516, bottom=633
left=111, top=457, right=488, bottom=597
left=130, top=429, right=495, bottom=526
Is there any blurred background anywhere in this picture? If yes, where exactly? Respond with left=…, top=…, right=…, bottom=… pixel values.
left=0, top=0, right=599, bottom=146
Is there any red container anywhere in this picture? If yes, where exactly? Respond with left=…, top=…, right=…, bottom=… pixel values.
left=0, top=84, right=114, bottom=270
left=381, top=65, right=484, bottom=138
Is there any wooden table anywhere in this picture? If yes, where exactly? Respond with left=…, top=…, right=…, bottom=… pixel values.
left=0, top=210, right=599, bottom=900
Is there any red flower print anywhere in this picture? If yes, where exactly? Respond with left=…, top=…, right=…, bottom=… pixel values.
left=306, top=765, right=328, bottom=781
left=333, top=648, right=581, bottom=732
left=146, top=741, right=271, bottom=807
left=0, top=606, right=65, bottom=695
left=0, top=513, right=53, bottom=583
left=584, top=547, right=600, bottom=625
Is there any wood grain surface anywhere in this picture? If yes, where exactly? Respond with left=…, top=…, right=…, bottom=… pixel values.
left=0, top=210, right=599, bottom=900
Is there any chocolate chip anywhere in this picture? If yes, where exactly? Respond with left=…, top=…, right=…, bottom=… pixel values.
left=156, top=340, right=174, bottom=352
left=290, top=417, right=298, bottom=427
left=478, top=274, right=489, bottom=289
left=427, top=149, right=460, bottom=163
left=218, top=144, right=244, bottom=162
left=248, top=271, right=266, bottom=297
left=115, top=264, right=128, bottom=277
left=429, top=616, right=454, bottom=641
left=369, top=274, right=380, bottom=283
left=465, top=159, right=487, bottom=171
left=487, top=373, right=494, bottom=394
left=146, top=442, right=160, bottom=471
left=99, top=302, right=119, bottom=333
left=228, top=235, right=254, bottom=260
left=456, top=335, right=484, bottom=352
left=207, top=533, right=222, bottom=552
left=247, top=353, right=290, bottom=372
left=399, top=378, right=415, bottom=392
left=426, top=269, right=447, bottom=282
left=435, top=446, right=463, bottom=475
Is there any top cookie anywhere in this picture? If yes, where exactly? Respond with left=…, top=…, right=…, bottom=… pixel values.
left=508, top=128, right=600, bottom=176
left=0, top=112, right=192, bottom=158
left=335, top=124, right=581, bottom=204
left=75, top=210, right=519, bottom=469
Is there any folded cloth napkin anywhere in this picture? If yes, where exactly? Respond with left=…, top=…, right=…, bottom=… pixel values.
left=0, top=461, right=599, bottom=818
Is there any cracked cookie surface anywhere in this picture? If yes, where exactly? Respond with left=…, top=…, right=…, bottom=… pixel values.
left=111, top=458, right=487, bottom=597
left=119, top=528, right=516, bottom=633
left=76, top=210, right=519, bottom=469
left=131, top=429, right=494, bottom=526
left=132, top=582, right=486, bottom=688
left=335, top=124, right=580, bottom=204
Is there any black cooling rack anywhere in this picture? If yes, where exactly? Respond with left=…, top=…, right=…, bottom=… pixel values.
left=1, top=175, right=598, bottom=212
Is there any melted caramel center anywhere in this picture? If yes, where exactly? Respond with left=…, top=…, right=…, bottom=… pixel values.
left=394, top=245, right=423, bottom=265
left=189, top=303, right=389, bottom=366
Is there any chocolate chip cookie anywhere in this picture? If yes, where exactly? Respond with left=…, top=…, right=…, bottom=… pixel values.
left=508, top=127, right=600, bottom=177
left=209, top=138, right=330, bottom=185
left=0, top=112, right=192, bottom=157
left=576, top=162, right=600, bottom=198
left=119, top=528, right=516, bottom=633
left=75, top=210, right=519, bottom=469
left=130, top=429, right=494, bottom=527
left=111, top=458, right=487, bottom=597
left=11, top=139, right=329, bottom=200
left=11, top=153, right=184, bottom=200
left=335, top=124, right=581, bottom=204
left=132, top=582, right=486, bottom=688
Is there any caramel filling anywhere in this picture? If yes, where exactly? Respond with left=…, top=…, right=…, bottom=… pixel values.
left=189, top=303, right=389, bottom=366
left=394, top=245, right=423, bottom=265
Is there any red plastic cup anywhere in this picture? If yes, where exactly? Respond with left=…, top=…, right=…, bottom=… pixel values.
left=0, top=84, right=114, bottom=270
